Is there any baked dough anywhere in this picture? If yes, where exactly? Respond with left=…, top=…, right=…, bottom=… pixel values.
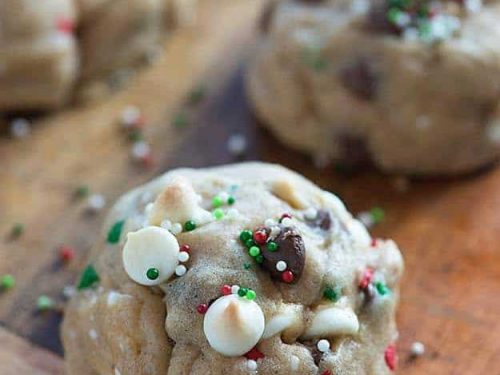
left=247, top=0, right=500, bottom=175
left=62, top=162, right=404, bottom=374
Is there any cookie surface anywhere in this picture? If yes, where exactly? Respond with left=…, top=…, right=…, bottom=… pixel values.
left=247, top=0, right=500, bottom=175
left=62, top=162, right=403, bottom=374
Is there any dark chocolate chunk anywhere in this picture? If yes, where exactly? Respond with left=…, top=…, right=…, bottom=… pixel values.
left=305, top=209, right=332, bottom=231
left=339, top=58, right=378, bottom=101
left=366, top=0, right=402, bottom=35
left=261, top=226, right=305, bottom=283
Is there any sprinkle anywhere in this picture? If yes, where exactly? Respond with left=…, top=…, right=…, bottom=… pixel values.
left=253, top=230, right=267, bottom=245
left=227, top=196, right=236, bottom=205
left=281, top=217, right=293, bottom=227
left=184, top=220, right=196, bottom=232
left=56, top=17, right=75, bottom=34
left=255, top=254, right=264, bottom=264
left=370, top=207, right=385, bottom=224
left=270, top=226, right=281, bottom=238
left=245, top=239, right=256, bottom=249
left=107, top=220, right=125, bottom=244
left=226, top=208, right=239, bottom=219
left=244, top=347, right=265, bottom=361
left=213, top=208, right=224, bottom=220
left=146, top=268, right=160, bottom=280
left=375, top=281, right=390, bottom=296
left=221, top=284, right=232, bottom=296
left=180, top=244, right=191, bottom=253
left=178, top=251, right=190, bottom=262
left=321, top=371, right=332, bottom=375
left=238, top=287, right=248, bottom=297
left=175, top=265, right=187, bottom=277
left=227, top=134, right=248, bottom=156
left=161, top=220, right=172, bottom=230
left=264, top=219, right=277, bottom=228
left=359, top=268, right=373, bottom=290
left=212, top=196, right=223, bottom=208
left=0, top=275, right=15, bottom=290
left=247, top=360, right=258, bottom=371
left=187, top=85, right=206, bottom=105
left=172, top=112, right=189, bottom=128
left=245, top=289, right=256, bottom=301
left=59, top=245, right=75, bottom=263
left=276, top=261, right=287, bottom=272
left=290, top=355, right=300, bottom=370
left=249, top=246, right=261, bottom=257
left=243, top=263, right=252, bottom=270
left=231, top=285, right=240, bottom=295
left=37, top=295, right=55, bottom=311
left=317, top=339, right=330, bottom=353
left=267, top=241, right=278, bottom=252
left=120, top=106, right=142, bottom=128
left=304, top=207, right=318, bottom=220
left=78, top=265, right=100, bottom=290
left=62, top=285, right=76, bottom=299
left=75, top=185, right=90, bottom=199
left=171, top=223, right=183, bottom=235
left=410, top=341, right=425, bottom=357
left=87, top=194, right=106, bottom=212
left=282, top=270, right=294, bottom=283
left=240, top=230, right=253, bottom=243
left=10, top=223, right=24, bottom=239
left=88, top=329, right=98, bottom=340
left=384, top=344, right=397, bottom=371
left=10, top=118, right=31, bottom=139
left=323, top=286, right=341, bottom=302
left=131, top=141, right=151, bottom=161
left=197, top=303, right=209, bottom=314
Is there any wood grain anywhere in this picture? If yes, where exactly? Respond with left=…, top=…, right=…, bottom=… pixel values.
left=1, top=0, right=500, bottom=374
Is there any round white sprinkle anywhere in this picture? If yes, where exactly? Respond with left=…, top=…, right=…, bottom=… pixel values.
left=231, top=285, right=240, bottom=295
left=170, top=223, right=183, bottom=235
left=265, top=219, right=277, bottom=228
left=247, top=359, right=258, bottom=371
left=226, top=208, right=239, bottom=219
left=175, top=265, right=187, bottom=277
left=281, top=217, right=293, bottom=227
left=87, top=194, right=106, bottom=212
left=131, top=141, right=151, bottom=160
left=290, top=355, right=300, bottom=371
left=276, top=261, right=287, bottom=272
left=304, top=207, right=318, bottom=220
left=121, top=106, right=141, bottom=128
left=178, top=251, right=190, bottom=262
left=227, top=134, right=247, bottom=156
left=10, top=118, right=31, bottom=138
left=317, top=339, right=330, bottom=353
left=411, top=341, right=425, bottom=357
left=89, top=329, right=98, bottom=340
left=219, top=192, right=229, bottom=202
left=270, top=226, right=281, bottom=238
left=161, top=220, right=172, bottom=230
left=62, top=285, right=76, bottom=300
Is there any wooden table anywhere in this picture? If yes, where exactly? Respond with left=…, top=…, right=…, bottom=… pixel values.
left=1, top=0, right=499, bottom=373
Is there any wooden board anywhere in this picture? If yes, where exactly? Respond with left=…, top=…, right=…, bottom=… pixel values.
left=1, top=0, right=500, bottom=373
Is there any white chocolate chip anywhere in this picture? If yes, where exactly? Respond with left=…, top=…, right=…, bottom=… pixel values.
left=304, top=207, right=318, bottom=220
left=276, top=261, right=287, bottom=272
left=272, top=180, right=308, bottom=209
left=175, top=265, right=187, bottom=277
left=122, top=226, right=180, bottom=286
left=170, top=223, right=183, bottom=235
left=302, top=307, right=359, bottom=339
left=317, top=339, right=330, bottom=353
left=178, top=252, right=190, bottom=262
left=203, top=294, right=265, bottom=356
left=262, top=309, right=300, bottom=339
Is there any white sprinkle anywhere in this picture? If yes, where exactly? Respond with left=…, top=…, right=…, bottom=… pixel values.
left=356, top=212, right=374, bottom=228
left=415, top=115, right=431, bottom=130
left=411, top=341, right=425, bottom=357
left=465, top=0, right=482, bottom=13
left=317, top=339, right=330, bottom=353
left=276, top=261, right=287, bottom=272
left=226, top=208, right=240, bottom=219
left=114, top=368, right=122, bottom=375
left=89, top=329, right=98, bottom=340
left=264, top=219, right=277, bottom=228
left=170, top=223, right=183, bottom=235
left=231, top=285, right=240, bottom=295
left=161, top=220, right=172, bottom=230
left=227, top=134, right=247, bottom=156
left=270, top=226, right=281, bottom=238
left=304, top=207, right=318, bottom=220
left=131, top=141, right=151, bottom=160
left=219, top=192, right=229, bottom=202
left=395, top=12, right=411, bottom=27
left=10, top=118, right=31, bottom=138
left=178, top=251, right=190, bottom=262
left=290, top=355, right=300, bottom=371
left=121, top=106, right=141, bottom=128
left=87, top=194, right=106, bottom=212
left=175, top=265, right=187, bottom=276
left=403, top=27, right=419, bottom=42
left=247, top=359, right=258, bottom=371
left=62, top=285, right=76, bottom=299
left=281, top=217, right=293, bottom=227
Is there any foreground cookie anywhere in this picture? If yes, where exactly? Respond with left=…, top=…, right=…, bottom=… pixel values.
left=62, top=162, right=403, bottom=374
left=247, top=0, right=500, bottom=175
left=0, top=0, right=197, bottom=111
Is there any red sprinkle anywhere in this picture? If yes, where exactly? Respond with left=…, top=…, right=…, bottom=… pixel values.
left=359, top=268, right=374, bottom=290
left=281, top=270, right=294, bottom=283
left=59, top=245, right=75, bottom=262
left=384, top=344, right=397, bottom=371
left=244, top=347, right=265, bottom=361
left=56, top=17, right=75, bottom=34
left=220, top=284, right=232, bottom=296
left=196, top=303, right=208, bottom=314
left=180, top=244, right=191, bottom=253
left=321, top=371, right=332, bottom=375
left=141, top=153, right=155, bottom=169
left=280, top=213, right=292, bottom=221
left=253, top=230, right=267, bottom=245
left=371, top=238, right=378, bottom=247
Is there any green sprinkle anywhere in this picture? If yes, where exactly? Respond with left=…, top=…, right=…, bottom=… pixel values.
left=255, top=254, right=264, bottom=264
left=245, top=239, right=256, bottom=249
left=213, top=208, right=224, bottom=220
left=387, top=8, right=402, bottom=24
left=246, top=289, right=256, bottom=300
left=375, top=282, right=390, bottom=296
left=249, top=246, right=261, bottom=257
left=227, top=196, right=235, bottom=205
left=238, top=287, right=248, bottom=297
left=370, top=207, right=385, bottom=224
left=78, top=265, right=100, bottom=290
left=75, top=185, right=90, bottom=199
left=323, top=286, right=342, bottom=302
left=172, top=112, right=189, bottom=128
left=240, top=230, right=253, bottom=243
left=187, top=85, right=206, bottom=105
left=37, top=295, right=55, bottom=311
left=107, top=220, right=125, bottom=244
left=184, top=220, right=196, bottom=232
left=212, top=196, right=223, bottom=208
left=11, top=223, right=24, bottom=238
left=128, top=129, right=143, bottom=142
left=146, top=268, right=159, bottom=281
left=0, top=275, right=15, bottom=290
left=267, top=242, right=278, bottom=252
left=301, top=47, right=328, bottom=72
left=243, top=263, right=252, bottom=270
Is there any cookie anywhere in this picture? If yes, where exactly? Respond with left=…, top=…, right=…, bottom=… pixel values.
left=247, top=0, right=500, bottom=175
left=62, top=162, right=404, bottom=374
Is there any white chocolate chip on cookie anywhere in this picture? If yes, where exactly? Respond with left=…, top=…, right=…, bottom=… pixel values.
left=302, top=306, right=359, bottom=339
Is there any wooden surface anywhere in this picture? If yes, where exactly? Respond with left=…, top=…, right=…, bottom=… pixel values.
left=1, top=0, right=500, bottom=374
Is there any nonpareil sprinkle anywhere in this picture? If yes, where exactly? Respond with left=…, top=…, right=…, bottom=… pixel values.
left=37, top=295, right=55, bottom=311
left=107, top=220, right=125, bottom=244
left=0, top=275, right=15, bottom=290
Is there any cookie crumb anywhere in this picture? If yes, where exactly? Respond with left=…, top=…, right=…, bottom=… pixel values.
left=227, top=134, right=247, bottom=156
